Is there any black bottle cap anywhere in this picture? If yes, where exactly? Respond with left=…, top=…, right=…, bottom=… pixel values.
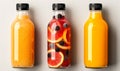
left=89, top=3, right=102, bottom=10
left=16, top=3, right=29, bottom=10
left=52, top=3, right=65, bottom=10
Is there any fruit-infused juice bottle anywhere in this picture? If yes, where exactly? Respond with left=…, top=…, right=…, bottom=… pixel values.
left=11, top=3, right=34, bottom=67
left=47, top=3, right=71, bottom=68
left=84, top=3, right=108, bottom=68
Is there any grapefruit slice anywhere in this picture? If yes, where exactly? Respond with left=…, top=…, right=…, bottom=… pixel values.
left=56, top=41, right=71, bottom=50
left=47, top=20, right=63, bottom=43
left=48, top=49, right=64, bottom=68
left=63, top=28, right=71, bottom=44
left=48, top=27, right=63, bottom=43
left=56, top=43, right=71, bottom=50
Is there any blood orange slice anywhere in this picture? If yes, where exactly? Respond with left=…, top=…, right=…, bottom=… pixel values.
left=56, top=43, right=71, bottom=50
left=48, top=49, right=64, bottom=68
left=47, top=20, right=63, bottom=43
left=63, top=28, right=71, bottom=44
left=56, top=40, right=71, bottom=50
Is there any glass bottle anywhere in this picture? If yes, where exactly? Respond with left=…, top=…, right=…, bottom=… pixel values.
left=47, top=3, right=71, bottom=68
left=84, top=3, right=108, bottom=68
left=11, top=3, right=34, bottom=67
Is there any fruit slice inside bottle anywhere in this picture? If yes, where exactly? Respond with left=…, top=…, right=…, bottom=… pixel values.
left=48, top=49, right=64, bottom=68
left=48, top=20, right=63, bottom=43
left=63, top=28, right=71, bottom=44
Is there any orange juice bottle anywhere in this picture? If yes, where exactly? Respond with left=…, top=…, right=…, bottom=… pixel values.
left=11, top=3, right=34, bottom=67
left=84, top=3, right=108, bottom=68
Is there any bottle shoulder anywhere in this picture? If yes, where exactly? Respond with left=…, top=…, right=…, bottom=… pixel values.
left=84, top=18, right=108, bottom=29
left=48, top=18, right=70, bottom=27
left=49, top=18, right=70, bottom=24
left=85, top=18, right=107, bottom=25
left=48, top=18, right=71, bottom=31
left=11, top=18, right=34, bottom=28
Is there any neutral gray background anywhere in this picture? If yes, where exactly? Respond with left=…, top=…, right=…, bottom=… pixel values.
left=0, top=0, right=119, bottom=71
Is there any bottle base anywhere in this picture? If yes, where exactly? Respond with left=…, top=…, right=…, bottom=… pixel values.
left=85, top=65, right=108, bottom=69
left=12, top=65, right=34, bottom=68
left=49, top=64, right=71, bottom=69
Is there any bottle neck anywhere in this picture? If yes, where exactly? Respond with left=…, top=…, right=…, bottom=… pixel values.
left=53, top=10, right=65, bottom=19
left=17, top=10, right=29, bottom=19
left=89, top=10, right=103, bottom=19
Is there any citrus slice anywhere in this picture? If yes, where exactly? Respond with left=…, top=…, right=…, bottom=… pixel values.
left=48, top=49, right=64, bottom=68
left=56, top=43, right=71, bottom=50
left=56, top=41, right=71, bottom=50
left=48, top=27, right=63, bottom=43
left=47, top=20, right=63, bottom=43
left=63, top=28, right=71, bottom=44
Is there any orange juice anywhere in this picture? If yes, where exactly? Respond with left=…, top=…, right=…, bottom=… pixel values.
left=11, top=3, right=34, bottom=67
left=84, top=3, right=108, bottom=68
